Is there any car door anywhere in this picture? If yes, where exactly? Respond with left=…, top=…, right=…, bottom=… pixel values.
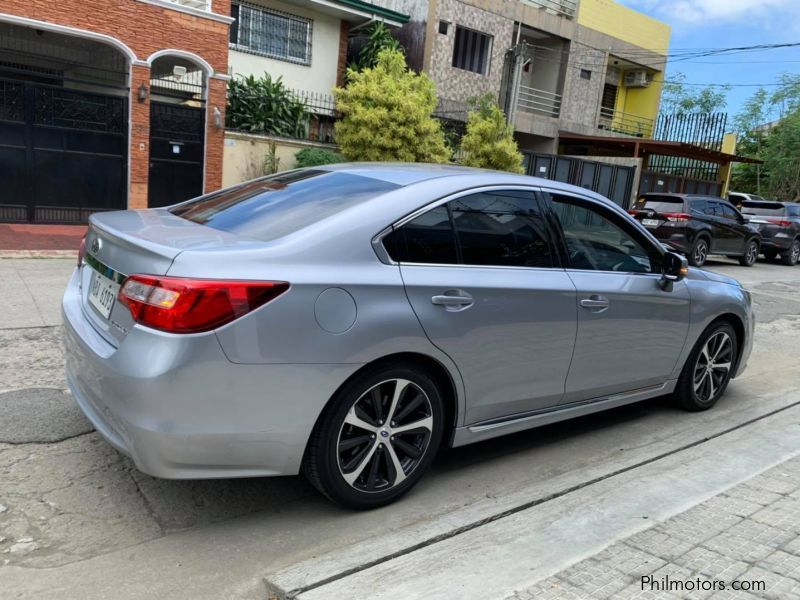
left=719, top=202, right=750, bottom=254
left=702, top=200, right=729, bottom=252
left=384, top=187, right=577, bottom=425
left=541, top=191, right=691, bottom=403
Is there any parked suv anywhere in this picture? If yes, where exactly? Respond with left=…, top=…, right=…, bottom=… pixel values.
left=630, top=193, right=761, bottom=267
left=740, top=200, right=800, bottom=266
left=728, top=191, right=768, bottom=208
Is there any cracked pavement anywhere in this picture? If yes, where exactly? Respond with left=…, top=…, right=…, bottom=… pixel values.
left=1, top=256, right=800, bottom=599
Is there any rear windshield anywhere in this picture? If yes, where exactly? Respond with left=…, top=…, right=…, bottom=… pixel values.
left=741, top=201, right=786, bottom=217
left=634, top=196, right=684, bottom=213
left=171, top=170, right=400, bottom=241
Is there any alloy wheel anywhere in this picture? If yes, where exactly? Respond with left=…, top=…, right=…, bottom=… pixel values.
left=337, top=379, right=434, bottom=492
left=744, top=241, right=758, bottom=265
left=693, top=240, right=708, bottom=265
left=693, top=331, right=733, bottom=403
left=791, top=243, right=800, bottom=265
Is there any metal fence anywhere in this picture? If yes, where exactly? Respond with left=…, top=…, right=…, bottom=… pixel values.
left=516, top=85, right=562, bottom=118
left=650, top=112, right=729, bottom=182
left=520, top=0, right=576, bottom=18
left=598, top=107, right=654, bottom=138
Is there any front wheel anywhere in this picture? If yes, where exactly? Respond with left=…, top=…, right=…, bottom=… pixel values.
left=780, top=240, right=800, bottom=266
left=303, top=364, right=444, bottom=509
left=738, top=239, right=759, bottom=267
left=675, top=322, right=738, bottom=411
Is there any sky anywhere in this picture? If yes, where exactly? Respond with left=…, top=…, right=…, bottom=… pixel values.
left=617, top=0, right=800, bottom=119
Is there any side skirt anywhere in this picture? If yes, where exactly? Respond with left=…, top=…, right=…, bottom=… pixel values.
left=450, top=380, right=678, bottom=447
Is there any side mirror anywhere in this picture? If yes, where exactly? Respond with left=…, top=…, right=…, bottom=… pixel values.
left=659, top=251, right=689, bottom=291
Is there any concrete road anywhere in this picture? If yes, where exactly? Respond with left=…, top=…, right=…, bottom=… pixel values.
left=1, top=256, right=799, bottom=599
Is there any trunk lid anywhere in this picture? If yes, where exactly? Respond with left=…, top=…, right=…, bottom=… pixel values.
left=80, top=209, right=260, bottom=347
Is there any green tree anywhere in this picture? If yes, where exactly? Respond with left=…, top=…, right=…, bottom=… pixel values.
left=661, top=72, right=730, bottom=114
left=730, top=89, right=770, bottom=194
left=459, top=95, right=523, bottom=173
left=294, top=147, right=344, bottom=168
left=349, top=22, right=402, bottom=73
left=333, top=49, right=449, bottom=163
left=761, top=109, right=800, bottom=200
left=226, top=73, right=308, bottom=138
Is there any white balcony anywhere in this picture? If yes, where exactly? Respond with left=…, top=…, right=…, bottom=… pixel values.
left=516, top=85, right=562, bottom=118
left=598, top=107, right=654, bottom=138
left=520, top=0, right=577, bottom=19
left=161, top=0, right=212, bottom=10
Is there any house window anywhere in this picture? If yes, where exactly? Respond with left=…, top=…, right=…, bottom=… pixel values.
left=230, top=1, right=312, bottom=65
left=452, top=26, right=492, bottom=75
left=580, top=69, right=592, bottom=80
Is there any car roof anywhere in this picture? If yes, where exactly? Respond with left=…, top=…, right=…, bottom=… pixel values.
left=318, top=163, right=614, bottom=204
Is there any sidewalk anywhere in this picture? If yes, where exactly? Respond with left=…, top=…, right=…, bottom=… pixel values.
left=0, top=224, right=85, bottom=253
left=510, top=457, right=800, bottom=600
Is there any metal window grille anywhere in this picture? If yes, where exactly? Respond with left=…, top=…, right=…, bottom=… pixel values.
left=230, top=2, right=312, bottom=65
left=452, top=27, right=492, bottom=75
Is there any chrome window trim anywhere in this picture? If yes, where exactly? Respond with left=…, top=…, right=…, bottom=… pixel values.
left=372, top=184, right=552, bottom=268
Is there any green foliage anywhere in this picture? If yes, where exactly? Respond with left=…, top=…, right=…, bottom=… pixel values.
left=226, top=73, right=308, bottom=138
left=661, top=72, right=730, bottom=114
left=333, top=49, right=449, bottom=163
left=349, top=22, right=402, bottom=73
left=458, top=95, right=523, bottom=174
left=731, top=75, right=800, bottom=198
left=761, top=110, right=800, bottom=200
left=295, top=147, right=344, bottom=168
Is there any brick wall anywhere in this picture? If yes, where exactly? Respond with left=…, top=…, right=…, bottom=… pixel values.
left=1, top=0, right=232, bottom=208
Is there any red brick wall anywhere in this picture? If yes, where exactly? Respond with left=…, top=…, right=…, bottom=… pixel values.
left=2, top=0, right=232, bottom=208
left=336, top=21, right=349, bottom=87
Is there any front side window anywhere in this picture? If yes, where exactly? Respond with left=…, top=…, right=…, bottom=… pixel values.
left=452, top=26, right=492, bottom=75
left=384, top=189, right=553, bottom=268
left=230, top=2, right=312, bottom=65
left=720, top=203, right=740, bottom=221
left=549, top=194, right=654, bottom=273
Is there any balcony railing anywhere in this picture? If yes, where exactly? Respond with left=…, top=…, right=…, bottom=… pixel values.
left=160, top=0, right=212, bottom=11
left=598, top=107, right=654, bottom=138
left=520, top=0, right=577, bottom=18
left=516, top=85, right=562, bottom=118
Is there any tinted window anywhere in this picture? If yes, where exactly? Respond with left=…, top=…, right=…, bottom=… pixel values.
left=449, top=191, right=552, bottom=268
left=741, top=201, right=787, bottom=217
left=384, top=206, right=458, bottom=264
left=689, top=199, right=708, bottom=213
left=171, top=170, right=400, bottom=242
left=704, top=201, right=721, bottom=216
left=720, top=203, right=740, bottom=221
left=550, top=195, right=653, bottom=273
left=634, top=196, right=684, bottom=213
left=788, top=205, right=800, bottom=217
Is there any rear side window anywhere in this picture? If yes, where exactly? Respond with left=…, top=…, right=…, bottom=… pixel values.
left=171, top=170, right=400, bottom=242
left=689, top=199, right=708, bottom=213
left=385, top=189, right=553, bottom=268
left=449, top=191, right=552, bottom=268
left=788, top=205, right=800, bottom=217
left=634, top=196, right=684, bottom=213
left=741, top=202, right=787, bottom=217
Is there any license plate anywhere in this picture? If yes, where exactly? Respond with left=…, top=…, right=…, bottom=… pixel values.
left=642, top=219, right=661, bottom=227
left=88, top=270, right=120, bottom=319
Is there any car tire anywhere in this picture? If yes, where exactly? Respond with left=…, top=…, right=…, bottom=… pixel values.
left=303, top=363, right=445, bottom=509
left=780, top=240, right=800, bottom=266
left=675, top=321, right=738, bottom=412
left=738, top=239, right=759, bottom=267
left=764, top=248, right=779, bottom=261
left=688, top=237, right=709, bottom=267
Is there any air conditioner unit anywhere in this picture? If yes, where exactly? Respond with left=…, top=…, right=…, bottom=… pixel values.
left=624, top=70, right=651, bottom=88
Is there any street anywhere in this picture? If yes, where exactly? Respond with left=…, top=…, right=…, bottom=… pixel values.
left=1, top=256, right=800, bottom=599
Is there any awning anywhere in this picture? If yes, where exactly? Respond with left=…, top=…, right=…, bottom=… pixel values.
left=304, top=0, right=410, bottom=27
left=558, top=132, right=762, bottom=165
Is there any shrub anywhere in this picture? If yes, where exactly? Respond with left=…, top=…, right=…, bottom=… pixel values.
left=295, top=147, right=344, bottom=168
left=333, top=49, right=449, bottom=163
left=459, top=95, right=524, bottom=173
left=226, top=73, right=308, bottom=138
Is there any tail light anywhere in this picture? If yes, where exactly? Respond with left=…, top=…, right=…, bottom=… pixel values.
left=664, top=213, right=691, bottom=222
left=118, top=275, right=289, bottom=333
left=77, top=234, right=87, bottom=267
left=627, top=209, right=641, bottom=216
left=767, top=218, right=792, bottom=227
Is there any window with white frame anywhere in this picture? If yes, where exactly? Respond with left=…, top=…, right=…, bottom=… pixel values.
left=230, top=2, right=312, bottom=65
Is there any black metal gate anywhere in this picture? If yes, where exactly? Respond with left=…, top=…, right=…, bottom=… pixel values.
left=148, top=102, right=205, bottom=208
left=0, top=78, right=127, bottom=223
left=523, top=152, right=636, bottom=208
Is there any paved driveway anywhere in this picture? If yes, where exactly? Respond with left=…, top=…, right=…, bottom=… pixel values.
left=1, top=256, right=799, bottom=599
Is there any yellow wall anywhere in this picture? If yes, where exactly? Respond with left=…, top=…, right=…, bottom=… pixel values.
left=578, top=0, right=671, bottom=56
left=616, top=72, right=665, bottom=125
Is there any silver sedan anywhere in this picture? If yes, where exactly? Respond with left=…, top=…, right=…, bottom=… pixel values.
left=63, top=164, right=754, bottom=508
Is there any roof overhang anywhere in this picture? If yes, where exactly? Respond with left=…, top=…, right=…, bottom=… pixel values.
left=559, top=132, right=762, bottom=165
left=301, top=0, right=410, bottom=27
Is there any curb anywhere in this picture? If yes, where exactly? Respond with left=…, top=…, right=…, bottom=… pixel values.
left=0, top=250, right=77, bottom=259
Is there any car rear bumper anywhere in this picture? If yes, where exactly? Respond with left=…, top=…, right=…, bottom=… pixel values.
left=62, top=267, right=360, bottom=479
left=759, top=237, right=795, bottom=252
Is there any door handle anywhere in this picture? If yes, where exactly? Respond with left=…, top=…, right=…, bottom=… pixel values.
left=580, top=295, right=610, bottom=312
left=431, top=290, right=474, bottom=311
